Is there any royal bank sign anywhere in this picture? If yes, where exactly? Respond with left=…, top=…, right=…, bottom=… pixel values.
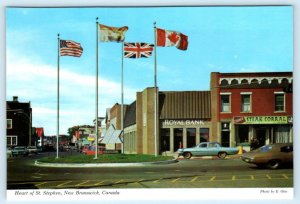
left=162, top=119, right=207, bottom=126
left=234, top=116, right=293, bottom=124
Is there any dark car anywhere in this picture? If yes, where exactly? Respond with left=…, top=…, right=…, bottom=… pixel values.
left=241, top=143, right=293, bottom=169
left=11, top=146, right=29, bottom=157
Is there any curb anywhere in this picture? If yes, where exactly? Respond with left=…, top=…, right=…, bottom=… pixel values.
left=177, top=154, right=242, bottom=160
left=35, top=158, right=178, bottom=168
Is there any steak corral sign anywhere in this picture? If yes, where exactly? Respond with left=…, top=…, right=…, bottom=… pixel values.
left=234, top=116, right=293, bottom=124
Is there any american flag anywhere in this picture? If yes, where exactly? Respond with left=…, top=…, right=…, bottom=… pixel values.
left=60, top=40, right=83, bottom=57
left=124, top=42, right=154, bottom=58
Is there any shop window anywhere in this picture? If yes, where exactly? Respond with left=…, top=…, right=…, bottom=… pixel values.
left=272, top=125, right=290, bottom=143
left=160, top=129, right=170, bottom=152
left=200, top=128, right=209, bottom=143
left=187, top=128, right=196, bottom=147
left=7, top=119, right=12, bottom=129
left=174, top=128, right=183, bottom=151
left=274, top=93, right=285, bottom=112
left=220, top=94, right=231, bottom=112
left=236, top=125, right=249, bottom=146
left=241, top=94, right=251, bottom=112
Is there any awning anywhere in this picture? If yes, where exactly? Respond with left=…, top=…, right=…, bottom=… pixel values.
left=102, top=124, right=122, bottom=144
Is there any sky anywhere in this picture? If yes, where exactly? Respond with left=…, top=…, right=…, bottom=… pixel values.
left=6, top=6, right=293, bottom=135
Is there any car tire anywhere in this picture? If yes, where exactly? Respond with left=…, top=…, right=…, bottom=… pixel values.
left=267, top=160, right=280, bottom=169
left=218, top=152, right=227, bottom=159
left=184, top=152, right=192, bottom=159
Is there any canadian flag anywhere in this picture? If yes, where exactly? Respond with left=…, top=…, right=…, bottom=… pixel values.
left=156, top=28, right=188, bottom=50
left=36, top=128, right=44, bottom=137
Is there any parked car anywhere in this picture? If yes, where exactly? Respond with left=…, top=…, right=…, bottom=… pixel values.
left=11, top=146, right=29, bottom=157
left=27, top=146, right=38, bottom=154
left=177, top=142, right=239, bottom=159
left=241, top=143, right=293, bottom=169
left=83, top=145, right=106, bottom=155
left=80, top=145, right=90, bottom=154
left=69, top=143, right=78, bottom=151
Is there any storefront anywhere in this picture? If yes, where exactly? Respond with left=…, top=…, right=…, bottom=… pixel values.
left=234, top=116, right=293, bottom=150
left=160, top=119, right=211, bottom=153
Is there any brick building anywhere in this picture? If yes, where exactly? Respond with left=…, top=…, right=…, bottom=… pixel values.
left=6, top=96, right=32, bottom=147
left=210, top=72, right=293, bottom=150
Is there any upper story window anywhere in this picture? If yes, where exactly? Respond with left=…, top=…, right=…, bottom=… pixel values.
left=274, top=92, right=285, bottom=112
left=241, top=93, right=252, bottom=112
left=7, top=119, right=12, bottom=129
left=220, top=93, right=231, bottom=113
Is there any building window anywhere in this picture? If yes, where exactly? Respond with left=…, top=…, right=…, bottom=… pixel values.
left=200, top=128, right=209, bottom=143
left=160, top=128, right=170, bottom=152
left=7, top=136, right=17, bottom=146
left=272, top=125, right=291, bottom=143
left=7, top=119, right=12, bottom=129
left=220, top=93, right=231, bottom=112
left=274, top=93, right=285, bottom=112
left=174, top=128, right=183, bottom=151
left=241, top=94, right=251, bottom=112
left=187, top=128, right=196, bottom=147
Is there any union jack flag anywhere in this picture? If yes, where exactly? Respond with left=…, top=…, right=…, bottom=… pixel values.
left=124, top=42, right=154, bottom=58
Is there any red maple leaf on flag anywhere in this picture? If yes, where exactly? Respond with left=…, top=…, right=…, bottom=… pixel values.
left=168, top=32, right=179, bottom=45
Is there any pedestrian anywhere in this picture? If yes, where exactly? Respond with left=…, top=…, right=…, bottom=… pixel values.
left=250, top=138, right=259, bottom=151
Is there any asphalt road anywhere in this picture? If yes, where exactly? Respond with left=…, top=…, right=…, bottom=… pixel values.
left=7, top=151, right=293, bottom=189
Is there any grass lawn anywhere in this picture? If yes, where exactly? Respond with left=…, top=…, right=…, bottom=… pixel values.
left=38, top=154, right=174, bottom=163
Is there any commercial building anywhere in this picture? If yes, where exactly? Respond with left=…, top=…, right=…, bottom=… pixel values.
left=210, top=72, right=293, bottom=150
left=123, top=88, right=212, bottom=155
left=108, top=71, right=293, bottom=155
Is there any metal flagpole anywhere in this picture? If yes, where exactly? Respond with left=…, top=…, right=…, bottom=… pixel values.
left=154, top=22, right=158, bottom=157
left=95, top=17, right=99, bottom=159
left=56, top=33, right=60, bottom=159
left=121, top=42, right=124, bottom=154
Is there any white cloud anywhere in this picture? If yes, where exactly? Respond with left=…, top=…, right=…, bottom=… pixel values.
left=6, top=49, right=138, bottom=135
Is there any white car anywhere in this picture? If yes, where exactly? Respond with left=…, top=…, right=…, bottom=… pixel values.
left=27, top=146, right=38, bottom=154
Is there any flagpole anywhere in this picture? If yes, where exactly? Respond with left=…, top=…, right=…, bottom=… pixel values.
left=56, top=33, right=60, bottom=159
left=95, top=17, right=99, bottom=159
left=154, top=22, right=158, bottom=157
left=121, top=42, right=124, bottom=154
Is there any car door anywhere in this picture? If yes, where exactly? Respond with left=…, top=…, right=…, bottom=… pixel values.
left=207, top=143, right=219, bottom=156
left=194, top=143, right=208, bottom=156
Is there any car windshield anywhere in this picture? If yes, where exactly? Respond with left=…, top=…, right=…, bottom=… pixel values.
left=259, top=145, right=272, bottom=152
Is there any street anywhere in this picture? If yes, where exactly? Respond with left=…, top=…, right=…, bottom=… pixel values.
left=7, top=151, right=293, bottom=189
